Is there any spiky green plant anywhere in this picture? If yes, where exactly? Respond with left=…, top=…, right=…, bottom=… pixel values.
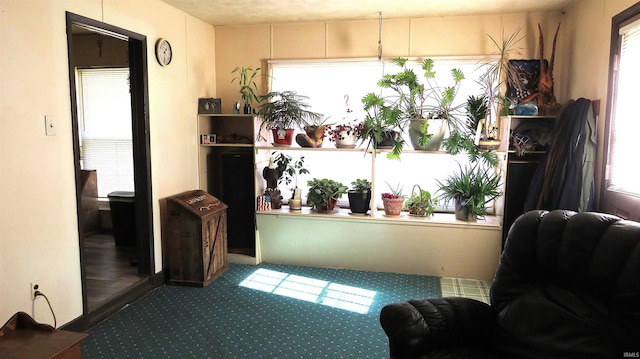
left=436, top=162, right=502, bottom=218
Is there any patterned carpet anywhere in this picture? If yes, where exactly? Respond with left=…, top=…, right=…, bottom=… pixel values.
left=81, top=263, right=441, bottom=358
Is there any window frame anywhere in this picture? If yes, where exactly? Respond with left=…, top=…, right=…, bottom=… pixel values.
left=601, top=2, right=640, bottom=220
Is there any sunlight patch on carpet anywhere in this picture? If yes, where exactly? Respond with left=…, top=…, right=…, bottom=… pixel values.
left=239, top=268, right=376, bottom=314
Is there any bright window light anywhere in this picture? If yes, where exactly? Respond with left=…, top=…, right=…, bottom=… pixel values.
left=239, top=269, right=376, bottom=314
left=611, top=21, right=640, bottom=194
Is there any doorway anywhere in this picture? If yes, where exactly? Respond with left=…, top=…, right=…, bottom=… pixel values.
left=65, top=12, right=154, bottom=321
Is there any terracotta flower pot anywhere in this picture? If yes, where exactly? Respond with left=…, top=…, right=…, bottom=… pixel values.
left=382, top=197, right=404, bottom=216
left=318, top=198, right=338, bottom=213
left=272, top=128, right=295, bottom=146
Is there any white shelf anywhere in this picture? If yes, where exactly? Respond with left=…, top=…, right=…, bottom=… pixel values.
left=201, top=143, right=253, bottom=147
left=258, top=205, right=501, bottom=229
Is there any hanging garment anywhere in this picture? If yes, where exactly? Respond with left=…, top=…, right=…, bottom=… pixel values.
left=524, top=98, right=596, bottom=212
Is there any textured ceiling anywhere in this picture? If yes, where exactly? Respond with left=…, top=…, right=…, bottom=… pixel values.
left=160, top=0, right=575, bottom=26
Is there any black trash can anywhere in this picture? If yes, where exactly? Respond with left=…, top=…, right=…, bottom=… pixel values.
left=107, top=191, right=136, bottom=247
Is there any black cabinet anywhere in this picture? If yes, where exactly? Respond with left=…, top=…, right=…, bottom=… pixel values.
left=199, top=114, right=258, bottom=257
left=501, top=116, right=555, bottom=247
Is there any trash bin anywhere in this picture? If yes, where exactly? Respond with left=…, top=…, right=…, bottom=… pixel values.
left=107, top=191, right=136, bottom=247
left=165, top=190, right=228, bottom=287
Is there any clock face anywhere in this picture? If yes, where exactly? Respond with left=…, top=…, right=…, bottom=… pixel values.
left=155, top=38, right=172, bottom=66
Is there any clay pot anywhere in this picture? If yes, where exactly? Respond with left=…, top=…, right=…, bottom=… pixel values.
left=272, top=128, right=295, bottom=146
left=382, top=197, right=404, bottom=216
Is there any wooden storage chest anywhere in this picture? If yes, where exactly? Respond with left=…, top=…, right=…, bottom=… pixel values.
left=166, top=190, right=228, bottom=286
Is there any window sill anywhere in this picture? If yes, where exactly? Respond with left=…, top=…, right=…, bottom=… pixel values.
left=257, top=206, right=501, bottom=229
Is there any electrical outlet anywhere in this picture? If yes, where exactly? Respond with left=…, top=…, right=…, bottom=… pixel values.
left=31, top=281, right=40, bottom=301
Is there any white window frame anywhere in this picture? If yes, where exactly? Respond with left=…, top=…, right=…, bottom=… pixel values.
left=76, top=67, right=134, bottom=198
left=265, top=57, right=497, bottom=212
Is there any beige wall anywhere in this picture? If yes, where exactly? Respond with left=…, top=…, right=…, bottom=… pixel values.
left=561, top=0, right=638, bottom=202
left=215, top=12, right=566, bottom=114
left=0, top=0, right=214, bottom=325
left=0, top=0, right=633, bottom=328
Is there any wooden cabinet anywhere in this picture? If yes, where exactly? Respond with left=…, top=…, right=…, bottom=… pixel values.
left=166, top=190, right=228, bottom=287
left=500, top=115, right=555, bottom=244
left=0, top=312, right=88, bottom=359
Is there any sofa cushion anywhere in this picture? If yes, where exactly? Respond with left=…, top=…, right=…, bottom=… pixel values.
left=494, top=285, right=619, bottom=358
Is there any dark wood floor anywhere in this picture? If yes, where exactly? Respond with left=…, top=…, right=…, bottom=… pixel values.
left=83, top=233, right=147, bottom=311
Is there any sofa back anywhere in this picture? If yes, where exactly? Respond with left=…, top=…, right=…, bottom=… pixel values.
left=491, top=210, right=640, bottom=356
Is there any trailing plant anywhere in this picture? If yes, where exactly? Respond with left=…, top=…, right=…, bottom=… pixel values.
left=436, top=162, right=502, bottom=218
left=231, top=66, right=261, bottom=107
left=328, top=118, right=364, bottom=143
left=360, top=93, right=405, bottom=160
left=256, top=91, right=323, bottom=141
left=306, top=178, right=348, bottom=211
left=350, top=178, right=371, bottom=195
left=272, top=151, right=310, bottom=190
left=403, top=185, right=438, bottom=217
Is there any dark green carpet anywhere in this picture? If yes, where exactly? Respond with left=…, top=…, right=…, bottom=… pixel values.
left=81, top=263, right=440, bottom=358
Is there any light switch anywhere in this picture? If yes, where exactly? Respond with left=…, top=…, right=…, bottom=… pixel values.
left=45, top=116, right=56, bottom=136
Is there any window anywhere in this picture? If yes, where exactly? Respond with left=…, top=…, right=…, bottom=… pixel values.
left=267, top=57, right=492, bottom=210
left=603, top=3, right=640, bottom=221
left=610, top=18, right=640, bottom=194
left=77, top=68, right=134, bottom=198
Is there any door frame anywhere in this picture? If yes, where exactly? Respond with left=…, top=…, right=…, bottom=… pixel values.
left=65, top=12, right=156, bottom=327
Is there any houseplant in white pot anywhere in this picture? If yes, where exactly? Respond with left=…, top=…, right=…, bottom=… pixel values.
left=327, top=118, right=364, bottom=149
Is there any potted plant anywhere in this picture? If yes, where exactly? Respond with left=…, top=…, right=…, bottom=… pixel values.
left=328, top=118, right=364, bottom=149
left=380, top=182, right=405, bottom=216
left=256, top=91, right=323, bottom=146
left=347, top=178, right=371, bottom=214
left=296, top=116, right=333, bottom=148
left=436, top=162, right=502, bottom=221
left=272, top=151, right=310, bottom=195
left=360, top=93, right=405, bottom=159
left=231, top=66, right=261, bottom=114
left=403, top=185, right=438, bottom=217
left=376, top=57, right=447, bottom=152
left=306, top=178, right=348, bottom=213
left=475, top=29, right=524, bottom=146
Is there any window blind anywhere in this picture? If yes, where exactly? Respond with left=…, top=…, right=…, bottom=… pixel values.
left=610, top=20, right=640, bottom=194
left=77, top=68, right=134, bottom=197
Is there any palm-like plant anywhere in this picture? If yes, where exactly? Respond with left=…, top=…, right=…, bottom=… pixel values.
left=256, top=91, right=322, bottom=141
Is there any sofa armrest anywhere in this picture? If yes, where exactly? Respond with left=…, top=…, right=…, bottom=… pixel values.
left=380, top=297, right=496, bottom=358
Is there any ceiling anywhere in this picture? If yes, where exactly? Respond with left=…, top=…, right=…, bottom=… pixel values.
left=160, top=0, right=575, bottom=27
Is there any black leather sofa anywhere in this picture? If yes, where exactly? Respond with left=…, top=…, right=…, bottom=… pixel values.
left=379, top=210, right=640, bottom=358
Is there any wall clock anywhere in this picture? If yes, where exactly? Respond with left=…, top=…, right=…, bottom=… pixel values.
left=155, top=38, right=172, bottom=66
